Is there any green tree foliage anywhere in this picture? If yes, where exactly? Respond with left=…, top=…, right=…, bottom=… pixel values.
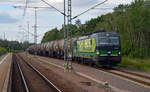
left=41, top=0, right=150, bottom=58
left=75, top=19, right=82, bottom=28
left=0, top=46, right=7, bottom=56
left=41, top=28, right=59, bottom=43
left=115, top=0, right=150, bottom=58
left=0, top=39, right=32, bottom=52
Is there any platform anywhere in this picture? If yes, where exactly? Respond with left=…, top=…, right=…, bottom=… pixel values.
left=0, top=53, right=12, bottom=92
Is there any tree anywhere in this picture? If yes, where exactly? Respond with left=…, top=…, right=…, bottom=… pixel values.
left=75, top=19, right=82, bottom=28
left=41, top=0, right=150, bottom=58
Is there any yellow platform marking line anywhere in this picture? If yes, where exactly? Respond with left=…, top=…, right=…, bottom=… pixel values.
left=37, top=58, right=129, bottom=92
left=110, top=70, right=150, bottom=83
left=0, top=54, right=9, bottom=64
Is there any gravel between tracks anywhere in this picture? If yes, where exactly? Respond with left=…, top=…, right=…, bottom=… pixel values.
left=115, top=67, right=150, bottom=78
left=11, top=55, right=26, bottom=92
left=16, top=54, right=59, bottom=92
left=21, top=53, right=113, bottom=92
left=26, top=53, right=150, bottom=92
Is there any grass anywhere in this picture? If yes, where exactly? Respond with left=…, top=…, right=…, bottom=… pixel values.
left=0, top=52, right=6, bottom=56
left=118, top=57, right=150, bottom=73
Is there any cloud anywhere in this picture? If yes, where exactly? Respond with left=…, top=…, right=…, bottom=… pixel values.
left=0, top=0, right=133, bottom=43
left=0, top=0, right=36, bottom=4
left=0, top=12, right=18, bottom=24
left=72, top=0, right=99, bottom=7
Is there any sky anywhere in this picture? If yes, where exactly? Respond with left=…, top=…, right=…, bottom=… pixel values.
left=0, top=0, right=133, bottom=43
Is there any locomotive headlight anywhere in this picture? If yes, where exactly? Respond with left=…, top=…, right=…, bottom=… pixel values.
left=118, top=51, right=121, bottom=55
left=108, top=51, right=111, bottom=54
left=96, top=51, right=100, bottom=55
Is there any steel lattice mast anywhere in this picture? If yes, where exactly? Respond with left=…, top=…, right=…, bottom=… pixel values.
left=64, top=0, right=67, bottom=66
left=14, top=0, right=108, bottom=71
left=65, top=0, right=73, bottom=70
left=34, top=8, right=37, bottom=45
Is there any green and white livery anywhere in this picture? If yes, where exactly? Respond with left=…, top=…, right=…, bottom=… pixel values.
left=73, top=31, right=121, bottom=67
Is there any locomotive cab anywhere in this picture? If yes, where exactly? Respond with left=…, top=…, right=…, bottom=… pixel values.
left=96, top=32, right=121, bottom=66
left=74, top=31, right=121, bottom=67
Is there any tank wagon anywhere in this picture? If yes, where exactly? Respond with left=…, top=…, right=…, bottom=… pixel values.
left=28, top=31, right=121, bottom=67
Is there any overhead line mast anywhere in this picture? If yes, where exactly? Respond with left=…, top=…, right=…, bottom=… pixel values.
left=40, top=0, right=108, bottom=71
left=15, top=0, right=109, bottom=71
left=34, top=7, right=37, bottom=45
left=65, top=0, right=73, bottom=71
left=14, top=6, right=53, bottom=55
left=40, top=0, right=72, bottom=71
left=64, top=0, right=67, bottom=67
left=23, top=0, right=29, bottom=17
left=65, top=0, right=109, bottom=71
left=27, top=21, right=30, bottom=42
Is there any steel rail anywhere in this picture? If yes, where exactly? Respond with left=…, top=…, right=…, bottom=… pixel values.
left=113, top=68, right=150, bottom=80
left=102, top=69, right=150, bottom=86
left=79, top=62, right=150, bottom=87
left=75, top=61, right=150, bottom=87
left=16, top=56, right=30, bottom=92
left=35, top=56, right=150, bottom=87
left=66, top=56, right=150, bottom=84
left=17, top=54, right=62, bottom=92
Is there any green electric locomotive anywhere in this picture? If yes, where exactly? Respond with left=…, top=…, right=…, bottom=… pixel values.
left=73, top=31, right=121, bottom=67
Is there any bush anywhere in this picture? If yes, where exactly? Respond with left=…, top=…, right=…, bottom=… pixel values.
left=118, top=57, right=150, bottom=72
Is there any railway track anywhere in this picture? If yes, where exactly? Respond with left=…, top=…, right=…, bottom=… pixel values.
left=81, top=62, right=150, bottom=88
left=72, top=57, right=150, bottom=87
left=16, top=58, right=30, bottom=92
left=79, top=62, right=150, bottom=88
left=33, top=55, right=150, bottom=88
left=112, top=68, right=150, bottom=80
left=98, top=68, right=150, bottom=87
left=13, top=54, right=62, bottom=92
left=11, top=54, right=28, bottom=92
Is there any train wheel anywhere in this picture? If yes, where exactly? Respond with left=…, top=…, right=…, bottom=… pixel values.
left=81, top=58, right=84, bottom=64
left=77, top=57, right=81, bottom=64
left=89, top=61, right=93, bottom=66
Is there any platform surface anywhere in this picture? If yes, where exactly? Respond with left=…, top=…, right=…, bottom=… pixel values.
left=0, top=53, right=12, bottom=92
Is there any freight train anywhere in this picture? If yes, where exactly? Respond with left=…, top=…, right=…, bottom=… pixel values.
left=28, top=31, right=121, bottom=67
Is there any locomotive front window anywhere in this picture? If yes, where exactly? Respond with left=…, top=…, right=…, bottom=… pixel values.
left=109, top=37, right=119, bottom=45
left=99, top=37, right=119, bottom=45
left=99, top=37, right=108, bottom=45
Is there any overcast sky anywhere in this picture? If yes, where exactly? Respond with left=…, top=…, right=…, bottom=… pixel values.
left=0, top=0, right=133, bottom=43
